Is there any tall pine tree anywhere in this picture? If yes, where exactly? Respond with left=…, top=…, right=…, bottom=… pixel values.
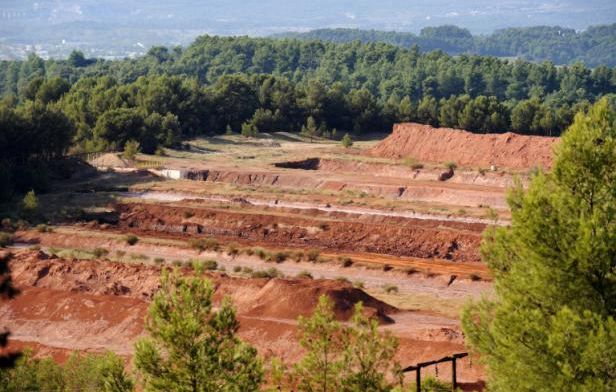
left=462, top=98, right=616, bottom=391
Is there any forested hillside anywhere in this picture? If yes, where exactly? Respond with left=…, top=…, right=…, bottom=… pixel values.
left=1, top=35, right=615, bottom=199
left=276, top=24, right=616, bottom=67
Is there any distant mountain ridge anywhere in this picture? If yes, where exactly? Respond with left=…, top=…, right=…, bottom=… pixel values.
left=1, top=0, right=615, bottom=60
left=274, top=24, right=616, bottom=67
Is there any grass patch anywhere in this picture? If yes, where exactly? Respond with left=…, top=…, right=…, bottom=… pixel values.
left=382, top=284, right=399, bottom=294
left=296, top=271, right=313, bottom=279
left=251, top=267, right=283, bottom=279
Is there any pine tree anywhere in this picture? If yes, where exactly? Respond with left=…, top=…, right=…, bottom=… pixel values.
left=341, top=133, right=353, bottom=148
left=122, top=140, right=140, bottom=161
left=301, top=116, right=319, bottom=143
left=343, top=303, right=399, bottom=392
left=134, top=270, right=263, bottom=392
left=294, top=296, right=399, bottom=392
left=294, top=295, right=347, bottom=392
left=462, top=98, right=616, bottom=392
left=22, top=190, right=38, bottom=213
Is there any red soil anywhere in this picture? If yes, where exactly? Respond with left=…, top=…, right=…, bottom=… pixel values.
left=117, top=202, right=483, bottom=262
left=7, top=250, right=395, bottom=324
left=1, top=250, right=485, bottom=386
left=369, top=123, right=558, bottom=170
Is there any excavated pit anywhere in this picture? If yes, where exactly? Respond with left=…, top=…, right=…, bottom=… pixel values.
left=274, top=158, right=321, bottom=170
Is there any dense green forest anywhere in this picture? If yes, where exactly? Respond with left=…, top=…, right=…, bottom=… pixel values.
left=1, top=34, right=616, bottom=199
left=277, top=24, right=616, bottom=67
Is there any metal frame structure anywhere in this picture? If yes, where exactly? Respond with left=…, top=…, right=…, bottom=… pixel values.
left=402, top=352, right=468, bottom=392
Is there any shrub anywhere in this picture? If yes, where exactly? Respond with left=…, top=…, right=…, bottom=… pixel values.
left=122, top=139, right=141, bottom=161
left=153, top=257, right=165, bottom=265
left=115, top=250, right=126, bottom=258
left=469, top=273, right=482, bottom=281
left=296, top=271, right=313, bottom=279
left=244, top=248, right=255, bottom=256
left=35, top=224, right=51, bottom=233
left=251, top=267, right=282, bottom=279
left=172, top=260, right=183, bottom=267
left=382, top=284, right=399, bottom=294
left=125, top=235, right=139, bottom=246
left=307, top=249, right=320, bottom=262
left=403, top=156, right=424, bottom=170
left=242, top=267, right=253, bottom=274
left=269, top=251, right=289, bottom=263
left=382, top=264, right=393, bottom=272
left=190, top=237, right=220, bottom=252
left=252, top=247, right=268, bottom=260
left=478, top=168, right=487, bottom=176
left=233, top=266, right=242, bottom=273
left=130, top=253, right=148, bottom=261
left=341, top=133, right=353, bottom=148
left=1, top=218, right=13, bottom=231
left=339, top=257, right=353, bottom=268
left=226, top=242, right=240, bottom=256
left=292, top=251, right=304, bottom=262
left=335, top=276, right=350, bottom=284
left=183, top=211, right=195, bottom=219
left=92, top=247, right=109, bottom=258
left=444, top=161, right=457, bottom=170
left=353, top=280, right=365, bottom=289
left=203, top=259, right=218, bottom=271
left=405, top=267, right=419, bottom=275
left=0, top=232, right=13, bottom=247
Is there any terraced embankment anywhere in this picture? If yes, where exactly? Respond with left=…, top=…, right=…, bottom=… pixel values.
left=116, top=201, right=484, bottom=262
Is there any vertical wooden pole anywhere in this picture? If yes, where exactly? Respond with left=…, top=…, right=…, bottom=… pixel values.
left=452, top=358, right=457, bottom=391
left=416, top=367, right=421, bottom=392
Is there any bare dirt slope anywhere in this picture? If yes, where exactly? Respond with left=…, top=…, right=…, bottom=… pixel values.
left=369, top=123, right=559, bottom=170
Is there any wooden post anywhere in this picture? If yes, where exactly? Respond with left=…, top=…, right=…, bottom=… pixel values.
left=452, top=357, right=457, bottom=391
left=416, top=366, right=421, bottom=392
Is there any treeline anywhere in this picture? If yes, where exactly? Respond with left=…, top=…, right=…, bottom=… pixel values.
left=1, top=34, right=616, bottom=198
left=275, top=24, right=616, bottom=67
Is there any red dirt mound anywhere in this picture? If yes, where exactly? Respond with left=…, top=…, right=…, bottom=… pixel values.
left=370, top=123, right=559, bottom=170
left=8, top=250, right=397, bottom=324
left=243, top=278, right=397, bottom=324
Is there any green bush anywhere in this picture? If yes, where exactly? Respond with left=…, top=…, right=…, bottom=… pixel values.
left=122, top=139, right=141, bottom=161
left=92, top=247, right=109, bottom=258
left=0, top=232, right=13, bottom=247
left=35, top=223, right=51, bottom=233
left=445, top=161, right=458, bottom=170
left=269, top=251, right=289, bottom=263
left=226, top=242, right=240, bottom=256
left=125, top=235, right=139, bottom=246
left=341, top=133, right=353, bottom=148
left=153, top=257, right=165, bottom=265
left=251, top=267, right=282, bottom=279
left=307, top=249, right=320, bottom=262
left=22, top=190, right=38, bottom=213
